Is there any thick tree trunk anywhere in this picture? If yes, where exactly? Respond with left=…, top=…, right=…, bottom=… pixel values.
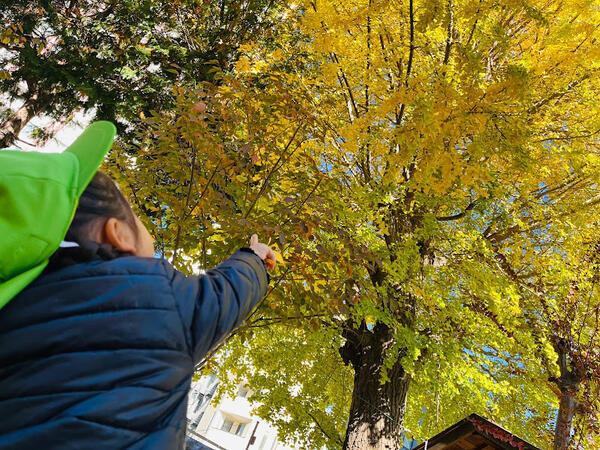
left=340, top=322, right=410, bottom=449
left=0, top=88, right=48, bottom=148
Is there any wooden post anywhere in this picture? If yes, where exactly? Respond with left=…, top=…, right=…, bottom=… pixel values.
left=245, top=421, right=260, bottom=449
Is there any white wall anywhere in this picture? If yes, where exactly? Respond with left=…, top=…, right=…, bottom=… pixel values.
left=187, top=377, right=299, bottom=450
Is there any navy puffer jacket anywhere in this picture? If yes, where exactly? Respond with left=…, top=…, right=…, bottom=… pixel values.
left=0, top=246, right=268, bottom=449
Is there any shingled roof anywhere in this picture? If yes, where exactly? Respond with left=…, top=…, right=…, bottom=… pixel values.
left=413, top=414, right=540, bottom=450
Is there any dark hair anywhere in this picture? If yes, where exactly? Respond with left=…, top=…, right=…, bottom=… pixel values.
left=65, top=171, right=138, bottom=244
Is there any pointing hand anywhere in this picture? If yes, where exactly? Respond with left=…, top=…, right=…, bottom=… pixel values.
left=250, top=234, right=276, bottom=271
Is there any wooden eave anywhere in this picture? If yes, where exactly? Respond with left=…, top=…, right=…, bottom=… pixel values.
left=413, top=414, right=540, bottom=450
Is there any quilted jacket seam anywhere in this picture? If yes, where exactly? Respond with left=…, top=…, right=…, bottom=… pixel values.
left=165, top=262, right=193, bottom=357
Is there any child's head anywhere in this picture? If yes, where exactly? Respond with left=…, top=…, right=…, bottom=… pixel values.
left=66, top=171, right=155, bottom=257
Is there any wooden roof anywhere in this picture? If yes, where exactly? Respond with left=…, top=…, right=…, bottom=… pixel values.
left=413, top=414, right=540, bottom=450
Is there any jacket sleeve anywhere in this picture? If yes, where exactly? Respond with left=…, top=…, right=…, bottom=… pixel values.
left=165, top=249, right=269, bottom=363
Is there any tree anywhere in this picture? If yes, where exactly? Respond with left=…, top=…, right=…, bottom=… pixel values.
left=226, top=0, right=600, bottom=448
left=107, top=0, right=600, bottom=448
left=487, top=219, right=600, bottom=449
left=0, top=0, right=279, bottom=147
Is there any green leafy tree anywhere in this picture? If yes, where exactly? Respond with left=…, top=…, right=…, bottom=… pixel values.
left=0, top=0, right=279, bottom=147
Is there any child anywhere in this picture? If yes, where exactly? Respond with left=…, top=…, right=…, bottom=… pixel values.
left=0, top=122, right=275, bottom=449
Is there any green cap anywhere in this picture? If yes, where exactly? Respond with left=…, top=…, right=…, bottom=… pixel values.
left=0, top=121, right=117, bottom=309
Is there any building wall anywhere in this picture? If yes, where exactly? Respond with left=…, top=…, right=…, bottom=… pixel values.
left=186, top=376, right=298, bottom=450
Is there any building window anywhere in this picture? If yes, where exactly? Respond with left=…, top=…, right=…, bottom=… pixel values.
left=219, top=416, right=248, bottom=436
left=234, top=422, right=246, bottom=436
left=193, top=394, right=205, bottom=414
left=220, top=418, right=234, bottom=433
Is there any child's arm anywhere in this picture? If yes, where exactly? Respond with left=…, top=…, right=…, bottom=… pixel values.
left=165, top=248, right=269, bottom=363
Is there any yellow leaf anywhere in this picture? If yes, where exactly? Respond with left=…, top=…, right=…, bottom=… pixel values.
left=273, top=250, right=284, bottom=264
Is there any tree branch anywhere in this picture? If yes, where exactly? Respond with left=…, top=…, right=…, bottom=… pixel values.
left=436, top=200, right=477, bottom=221
left=280, top=177, right=323, bottom=228
left=528, top=73, right=594, bottom=115
left=247, top=313, right=333, bottom=328
left=442, top=0, right=453, bottom=65
left=395, top=0, right=415, bottom=128
left=172, top=143, right=198, bottom=263
left=306, top=409, right=344, bottom=446
left=333, top=54, right=360, bottom=120
left=244, top=123, right=304, bottom=219
left=533, top=126, right=600, bottom=143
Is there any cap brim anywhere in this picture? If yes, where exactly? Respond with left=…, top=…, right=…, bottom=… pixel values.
left=0, top=261, right=47, bottom=310
left=64, top=121, right=117, bottom=196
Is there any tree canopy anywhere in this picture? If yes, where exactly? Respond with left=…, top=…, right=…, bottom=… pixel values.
left=0, top=0, right=279, bottom=147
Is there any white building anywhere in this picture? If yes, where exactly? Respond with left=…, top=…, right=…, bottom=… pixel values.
left=186, top=375, right=298, bottom=450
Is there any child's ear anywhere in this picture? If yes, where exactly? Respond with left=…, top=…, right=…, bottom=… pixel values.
left=103, top=218, right=137, bottom=254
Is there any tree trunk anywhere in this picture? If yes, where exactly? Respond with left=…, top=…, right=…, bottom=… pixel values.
left=0, top=87, right=48, bottom=148
left=340, top=322, right=410, bottom=449
left=554, top=385, right=578, bottom=450
left=552, top=336, right=582, bottom=450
